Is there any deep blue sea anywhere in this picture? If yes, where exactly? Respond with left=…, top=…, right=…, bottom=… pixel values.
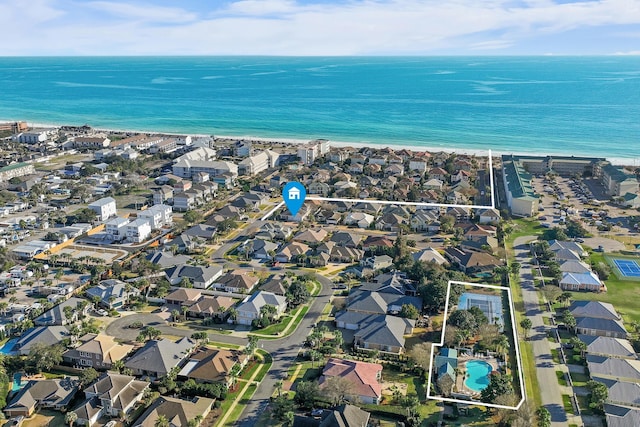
left=1, top=56, right=639, bottom=162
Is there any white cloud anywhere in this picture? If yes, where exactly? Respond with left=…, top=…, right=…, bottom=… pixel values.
left=612, top=50, right=640, bottom=55
left=86, top=1, right=198, bottom=23
left=0, top=0, right=639, bottom=55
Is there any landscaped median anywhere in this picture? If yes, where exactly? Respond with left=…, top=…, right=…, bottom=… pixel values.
left=214, top=348, right=273, bottom=427
left=248, top=274, right=321, bottom=339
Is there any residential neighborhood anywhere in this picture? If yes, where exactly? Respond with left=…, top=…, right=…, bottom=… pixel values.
left=0, top=122, right=638, bottom=427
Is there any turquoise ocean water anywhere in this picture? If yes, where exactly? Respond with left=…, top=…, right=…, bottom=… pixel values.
left=0, top=56, right=639, bottom=162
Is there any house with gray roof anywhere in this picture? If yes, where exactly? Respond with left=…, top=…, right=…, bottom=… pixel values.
left=85, top=279, right=140, bottom=309
left=346, top=290, right=421, bottom=316
left=146, top=250, right=192, bottom=269
left=235, top=291, right=287, bottom=326
left=413, top=247, right=448, bottom=265
left=605, top=404, right=640, bottom=427
left=569, top=300, right=620, bottom=320
left=34, top=297, right=89, bottom=326
left=4, top=378, right=79, bottom=418
left=575, top=317, right=628, bottom=339
left=591, top=377, right=640, bottom=408
left=124, top=337, right=196, bottom=379
left=165, top=264, right=223, bottom=289
left=72, top=372, right=149, bottom=426
left=183, top=224, right=217, bottom=241
left=15, top=326, right=70, bottom=355
left=578, top=335, right=637, bottom=359
left=559, top=260, right=592, bottom=274
left=587, top=355, right=640, bottom=382
left=353, top=314, right=415, bottom=354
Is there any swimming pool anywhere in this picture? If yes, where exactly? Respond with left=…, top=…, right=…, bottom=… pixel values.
left=464, top=360, right=493, bottom=392
left=0, top=338, right=18, bottom=355
left=12, top=372, right=26, bottom=392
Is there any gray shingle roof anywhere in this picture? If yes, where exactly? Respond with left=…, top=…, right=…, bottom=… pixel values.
left=578, top=335, right=636, bottom=358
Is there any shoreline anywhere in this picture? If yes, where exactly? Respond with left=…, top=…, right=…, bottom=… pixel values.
left=4, top=118, right=637, bottom=167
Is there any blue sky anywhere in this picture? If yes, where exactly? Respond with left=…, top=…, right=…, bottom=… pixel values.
left=1, top=0, right=639, bottom=55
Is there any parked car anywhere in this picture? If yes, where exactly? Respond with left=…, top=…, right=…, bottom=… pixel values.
left=105, top=421, right=117, bottom=427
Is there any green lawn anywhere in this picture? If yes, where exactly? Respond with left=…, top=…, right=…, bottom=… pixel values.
left=504, top=218, right=544, bottom=409
left=551, top=348, right=561, bottom=364
left=221, top=383, right=258, bottom=426
left=250, top=305, right=309, bottom=338
left=562, top=394, right=575, bottom=415
left=569, top=372, right=590, bottom=387
left=575, top=394, right=593, bottom=415
left=556, top=370, right=568, bottom=386
left=382, top=367, right=426, bottom=401
left=567, top=252, right=640, bottom=324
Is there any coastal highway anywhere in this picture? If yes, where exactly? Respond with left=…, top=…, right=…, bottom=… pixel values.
left=234, top=272, right=334, bottom=426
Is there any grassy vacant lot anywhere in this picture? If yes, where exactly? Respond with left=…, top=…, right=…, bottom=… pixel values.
left=569, top=372, right=590, bottom=387
left=568, top=252, right=640, bottom=323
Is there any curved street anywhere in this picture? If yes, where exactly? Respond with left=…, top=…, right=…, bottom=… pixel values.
left=235, top=272, right=333, bottom=426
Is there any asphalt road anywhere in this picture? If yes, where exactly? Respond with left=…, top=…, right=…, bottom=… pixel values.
left=514, top=236, right=569, bottom=427
left=234, top=272, right=334, bottom=427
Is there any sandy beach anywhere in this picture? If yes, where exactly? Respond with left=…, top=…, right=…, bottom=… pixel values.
left=4, top=118, right=636, bottom=166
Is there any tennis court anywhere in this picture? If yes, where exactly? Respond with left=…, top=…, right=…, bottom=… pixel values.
left=612, top=258, right=640, bottom=278
left=457, top=292, right=504, bottom=330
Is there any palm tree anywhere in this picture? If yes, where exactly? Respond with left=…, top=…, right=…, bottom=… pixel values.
left=65, top=411, right=78, bottom=427
left=274, top=379, right=284, bottom=397
left=112, top=359, right=125, bottom=373
left=171, top=309, right=180, bottom=323
left=154, top=414, right=170, bottom=427
left=182, top=305, right=189, bottom=321
left=495, top=334, right=510, bottom=361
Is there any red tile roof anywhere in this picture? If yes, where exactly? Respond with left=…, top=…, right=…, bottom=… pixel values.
left=319, top=358, right=383, bottom=399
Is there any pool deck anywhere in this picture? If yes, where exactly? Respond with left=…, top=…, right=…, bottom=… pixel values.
left=455, top=354, right=500, bottom=396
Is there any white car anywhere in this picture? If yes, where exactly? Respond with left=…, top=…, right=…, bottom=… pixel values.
left=104, top=421, right=117, bottom=427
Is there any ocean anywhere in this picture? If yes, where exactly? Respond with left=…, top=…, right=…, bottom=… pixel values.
left=0, top=56, right=639, bottom=163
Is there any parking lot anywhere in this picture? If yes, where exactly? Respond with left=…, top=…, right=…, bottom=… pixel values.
left=531, top=174, right=640, bottom=248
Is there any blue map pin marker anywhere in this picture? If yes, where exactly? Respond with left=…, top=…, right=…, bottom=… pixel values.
left=283, top=181, right=306, bottom=217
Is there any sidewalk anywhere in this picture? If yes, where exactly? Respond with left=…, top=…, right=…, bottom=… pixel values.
left=215, top=353, right=265, bottom=427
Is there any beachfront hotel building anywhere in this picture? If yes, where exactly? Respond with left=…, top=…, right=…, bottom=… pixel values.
left=0, top=162, right=35, bottom=183
left=501, top=155, right=539, bottom=217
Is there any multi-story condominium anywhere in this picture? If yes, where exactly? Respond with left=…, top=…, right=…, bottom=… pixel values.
left=0, top=162, right=35, bottom=182
left=105, top=217, right=130, bottom=241
left=501, top=155, right=539, bottom=217
left=238, top=151, right=270, bottom=175
left=596, top=162, right=639, bottom=197
left=125, top=218, right=152, bottom=243
left=137, top=204, right=172, bottom=229
left=73, top=136, right=111, bottom=149
left=297, top=139, right=330, bottom=165
left=88, top=197, right=117, bottom=222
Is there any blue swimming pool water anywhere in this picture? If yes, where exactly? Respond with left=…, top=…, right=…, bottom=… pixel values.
left=464, top=360, right=493, bottom=392
left=12, top=373, right=23, bottom=392
left=0, top=338, right=18, bottom=355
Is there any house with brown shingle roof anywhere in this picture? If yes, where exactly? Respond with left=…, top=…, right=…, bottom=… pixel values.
left=178, top=347, right=249, bottom=388
left=444, top=247, right=503, bottom=274
left=164, top=288, right=203, bottom=306
left=214, top=272, right=259, bottom=294
left=319, top=358, right=383, bottom=404
left=187, top=296, right=235, bottom=319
